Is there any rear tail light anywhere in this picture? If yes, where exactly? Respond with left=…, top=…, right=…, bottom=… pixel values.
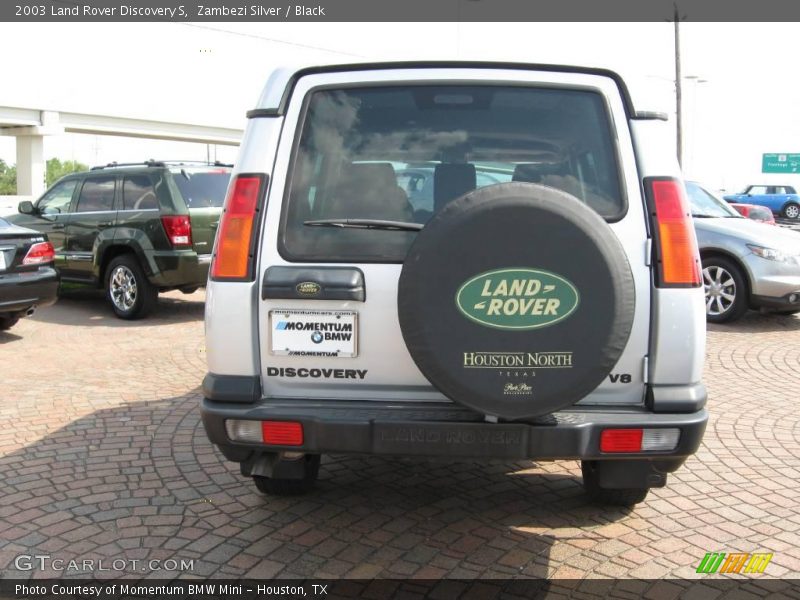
left=225, top=419, right=304, bottom=446
left=645, top=178, right=702, bottom=287
left=600, top=428, right=680, bottom=453
left=261, top=421, right=304, bottom=446
left=210, top=174, right=264, bottom=281
left=161, top=215, right=192, bottom=247
left=22, top=241, right=55, bottom=265
left=600, top=429, right=643, bottom=453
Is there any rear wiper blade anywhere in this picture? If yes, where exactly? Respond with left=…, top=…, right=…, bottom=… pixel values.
left=691, top=214, right=714, bottom=218
left=304, top=219, right=423, bottom=231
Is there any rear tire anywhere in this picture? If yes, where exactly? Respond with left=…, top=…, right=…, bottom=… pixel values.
left=581, top=461, right=649, bottom=506
left=253, top=454, right=321, bottom=496
left=702, top=256, right=749, bottom=323
left=0, top=315, right=20, bottom=331
left=106, top=254, right=158, bottom=320
left=782, top=202, right=800, bottom=219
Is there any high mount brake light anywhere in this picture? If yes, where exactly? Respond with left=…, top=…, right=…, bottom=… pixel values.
left=22, top=241, right=55, bottom=265
left=210, top=175, right=264, bottom=281
left=646, top=178, right=702, bottom=287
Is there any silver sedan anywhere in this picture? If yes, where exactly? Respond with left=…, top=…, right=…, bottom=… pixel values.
left=687, top=181, right=800, bottom=322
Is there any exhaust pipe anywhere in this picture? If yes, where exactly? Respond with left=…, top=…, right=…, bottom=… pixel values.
left=25, top=307, right=35, bottom=317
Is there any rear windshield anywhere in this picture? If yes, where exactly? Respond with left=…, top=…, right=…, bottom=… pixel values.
left=281, top=84, right=625, bottom=262
left=171, top=169, right=231, bottom=208
left=686, top=182, right=741, bottom=218
left=749, top=206, right=773, bottom=220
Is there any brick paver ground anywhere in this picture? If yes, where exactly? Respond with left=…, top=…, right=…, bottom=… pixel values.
left=1, top=288, right=799, bottom=582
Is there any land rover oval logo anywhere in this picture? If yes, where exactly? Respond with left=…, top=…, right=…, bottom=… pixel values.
left=296, top=281, right=321, bottom=296
left=455, top=268, right=580, bottom=330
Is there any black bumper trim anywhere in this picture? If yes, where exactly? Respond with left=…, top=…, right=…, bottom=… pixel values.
left=202, top=373, right=261, bottom=403
left=201, top=398, right=708, bottom=462
left=647, top=382, right=707, bottom=413
left=751, top=293, right=800, bottom=312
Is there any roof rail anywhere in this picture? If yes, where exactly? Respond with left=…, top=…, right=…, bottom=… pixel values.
left=90, top=159, right=165, bottom=170
left=157, top=160, right=234, bottom=168
left=90, top=159, right=233, bottom=171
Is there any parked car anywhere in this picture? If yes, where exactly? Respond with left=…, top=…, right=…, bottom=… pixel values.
left=729, top=203, right=776, bottom=225
left=7, top=161, right=232, bottom=319
left=201, top=62, right=708, bottom=507
left=687, top=181, right=800, bottom=322
left=723, top=185, right=800, bottom=219
left=0, top=217, right=58, bottom=330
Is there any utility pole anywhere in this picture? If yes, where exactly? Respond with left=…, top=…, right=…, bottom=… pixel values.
left=674, top=3, right=683, bottom=168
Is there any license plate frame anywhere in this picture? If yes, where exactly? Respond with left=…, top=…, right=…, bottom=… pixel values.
left=269, top=309, right=358, bottom=358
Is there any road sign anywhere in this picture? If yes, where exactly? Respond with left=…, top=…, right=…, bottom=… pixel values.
left=762, top=153, right=800, bottom=173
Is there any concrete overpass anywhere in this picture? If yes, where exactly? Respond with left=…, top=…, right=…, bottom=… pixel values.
left=0, top=106, right=243, bottom=196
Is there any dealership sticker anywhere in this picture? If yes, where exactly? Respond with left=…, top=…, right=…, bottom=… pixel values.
left=270, top=309, right=357, bottom=357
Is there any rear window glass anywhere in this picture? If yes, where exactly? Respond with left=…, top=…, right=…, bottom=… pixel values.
left=686, top=182, right=740, bottom=218
left=171, top=169, right=231, bottom=208
left=281, top=85, right=625, bottom=263
left=750, top=206, right=773, bottom=220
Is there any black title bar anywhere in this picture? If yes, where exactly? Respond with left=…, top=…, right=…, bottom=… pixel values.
left=3, top=0, right=800, bottom=22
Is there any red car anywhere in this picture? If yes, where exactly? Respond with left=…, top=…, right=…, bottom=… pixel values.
left=730, top=203, right=776, bottom=225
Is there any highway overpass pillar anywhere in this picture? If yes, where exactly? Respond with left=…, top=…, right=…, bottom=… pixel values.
left=15, top=134, right=45, bottom=196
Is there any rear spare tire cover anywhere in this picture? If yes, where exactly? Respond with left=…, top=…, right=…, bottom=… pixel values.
left=398, top=182, right=635, bottom=420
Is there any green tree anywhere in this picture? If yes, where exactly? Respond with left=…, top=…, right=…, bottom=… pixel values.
left=0, top=159, right=16, bottom=195
left=46, top=158, right=88, bottom=187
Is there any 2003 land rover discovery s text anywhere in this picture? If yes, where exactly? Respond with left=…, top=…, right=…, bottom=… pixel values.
left=201, top=63, right=708, bottom=506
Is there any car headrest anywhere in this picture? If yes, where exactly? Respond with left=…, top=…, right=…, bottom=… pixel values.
left=326, top=162, right=410, bottom=221
left=434, top=164, right=476, bottom=211
left=338, top=163, right=398, bottom=193
left=512, top=163, right=544, bottom=183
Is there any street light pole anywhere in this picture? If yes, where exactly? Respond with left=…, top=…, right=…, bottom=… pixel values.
left=674, top=4, right=683, bottom=168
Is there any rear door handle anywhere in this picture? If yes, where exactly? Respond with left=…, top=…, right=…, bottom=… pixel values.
left=51, top=223, right=65, bottom=230
left=98, top=221, right=113, bottom=227
left=262, top=266, right=365, bottom=301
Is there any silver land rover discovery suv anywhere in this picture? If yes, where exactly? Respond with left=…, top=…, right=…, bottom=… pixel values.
left=201, top=63, right=708, bottom=506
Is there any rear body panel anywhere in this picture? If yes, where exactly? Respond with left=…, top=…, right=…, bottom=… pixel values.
left=186, top=206, right=219, bottom=257
left=628, top=119, right=705, bottom=385
left=0, top=224, right=59, bottom=314
left=202, top=63, right=708, bottom=485
left=246, top=67, right=651, bottom=408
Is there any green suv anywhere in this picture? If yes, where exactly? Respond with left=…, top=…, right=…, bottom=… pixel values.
left=8, top=161, right=232, bottom=319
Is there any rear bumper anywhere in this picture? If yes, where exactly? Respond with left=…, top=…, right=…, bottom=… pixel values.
left=201, top=396, right=708, bottom=464
left=147, top=250, right=210, bottom=288
left=0, top=266, right=59, bottom=315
